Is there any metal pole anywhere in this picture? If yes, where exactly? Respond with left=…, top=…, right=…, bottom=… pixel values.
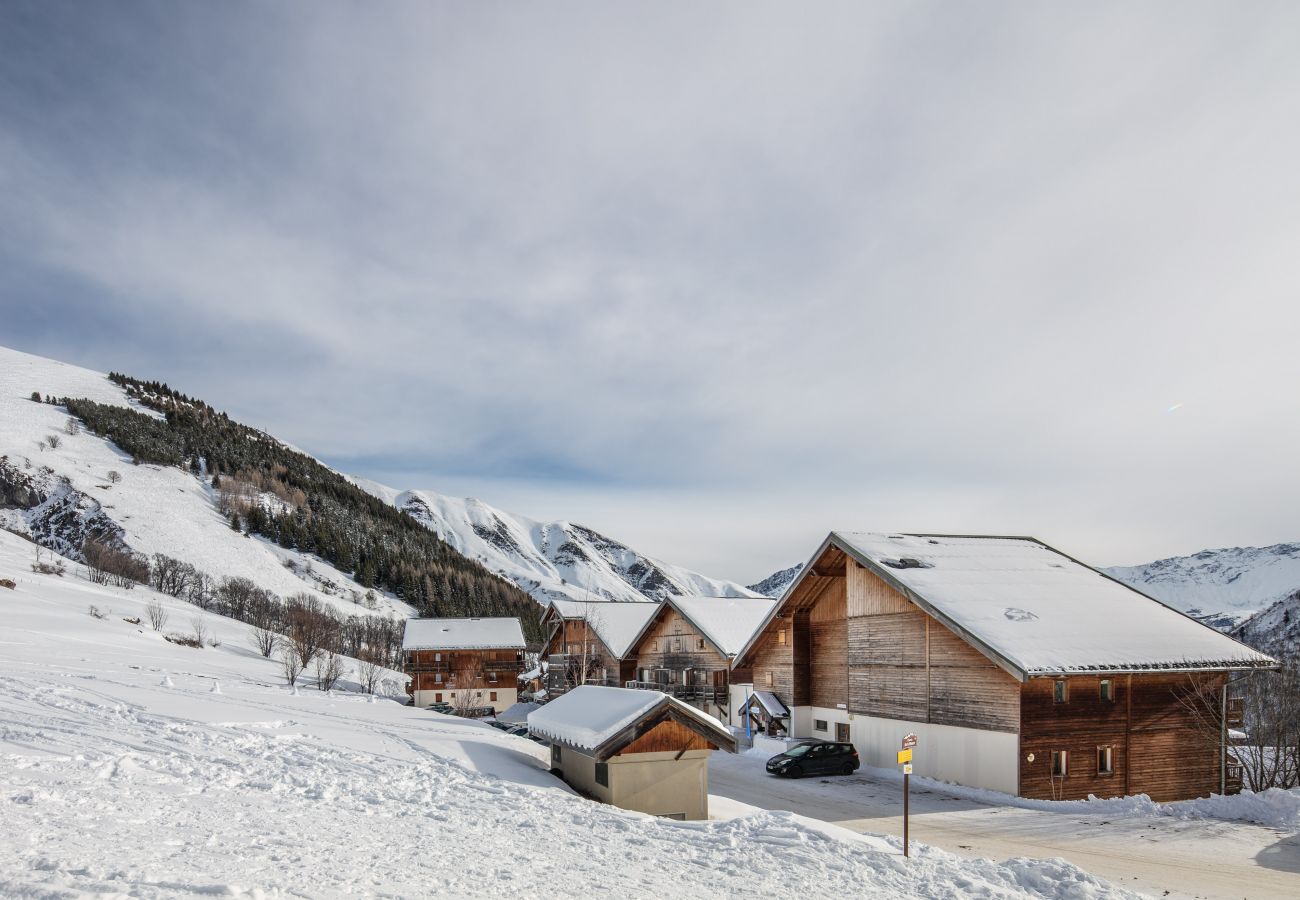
left=903, top=771, right=910, bottom=858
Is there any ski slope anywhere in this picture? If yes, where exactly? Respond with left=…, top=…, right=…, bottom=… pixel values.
left=0, top=531, right=1137, bottom=899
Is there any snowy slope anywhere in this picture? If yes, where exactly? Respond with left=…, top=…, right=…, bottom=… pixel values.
left=0, top=345, right=413, bottom=620
left=377, top=485, right=763, bottom=606
left=1104, top=543, right=1300, bottom=630
left=0, top=530, right=1138, bottom=899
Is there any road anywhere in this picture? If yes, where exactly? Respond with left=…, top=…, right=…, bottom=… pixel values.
left=709, top=753, right=1300, bottom=899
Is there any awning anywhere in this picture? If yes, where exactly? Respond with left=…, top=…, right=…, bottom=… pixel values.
left=748, top=691, right=789, bottom=718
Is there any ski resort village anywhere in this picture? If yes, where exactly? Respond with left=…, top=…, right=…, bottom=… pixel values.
left=2, top=345, right=1298, bottom=899
left=4, top=5, right=1300, bottom=898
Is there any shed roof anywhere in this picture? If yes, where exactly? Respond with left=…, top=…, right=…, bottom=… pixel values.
left=402, top=617, right=526, bottom=651
left=544, top=598, right=660, bottom=658
left=749, top=691, right=790, bottom=718
left=735, top=532, right=1276, bottom=680
left=527, top=685, right=737, bottom=758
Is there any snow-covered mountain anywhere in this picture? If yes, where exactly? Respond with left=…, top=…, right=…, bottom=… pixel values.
left=1103, top=543, right=1300, bottom=631
left=350, top=477, right=762, bottom=605
left=748, top=562, right=803, bottom=599
left=0, top=344, right=757, bottom=611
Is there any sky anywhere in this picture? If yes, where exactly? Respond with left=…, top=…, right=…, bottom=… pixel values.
left=2, top=1, right=1299, bottom=585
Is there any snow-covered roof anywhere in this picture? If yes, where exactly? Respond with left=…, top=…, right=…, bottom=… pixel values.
left=546, top=598, right=660, bottom=658
left=665, top=596, right=777, bottom=657
left=749, top=691, right=789, bottom=718
left=402, top=617, right=526, bottom=651
left=527, top=685, right=736, bottom=757
left=520, top=666, right=542, bottom=681
left=737, top=532, right=1277, bottom=680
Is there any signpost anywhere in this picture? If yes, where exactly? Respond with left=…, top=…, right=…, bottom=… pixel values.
left=899, top=733, right=917, bottom=857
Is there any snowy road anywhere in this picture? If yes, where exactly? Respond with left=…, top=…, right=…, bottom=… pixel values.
left=709, top=752, right=1300, bottom=900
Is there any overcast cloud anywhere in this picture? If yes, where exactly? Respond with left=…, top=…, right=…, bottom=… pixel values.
left=2, top=1, right=1298, bottom=583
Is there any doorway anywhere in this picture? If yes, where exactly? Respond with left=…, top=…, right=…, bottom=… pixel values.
left=836, top=723, right=850, bottom=743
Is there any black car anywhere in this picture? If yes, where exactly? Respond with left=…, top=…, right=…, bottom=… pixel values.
left=766, top=741, right=859, bottom=778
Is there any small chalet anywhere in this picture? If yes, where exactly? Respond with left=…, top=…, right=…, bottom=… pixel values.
left=732, top=533, right=1277, bottom=802
left=528, top=684, right=737, bottom=820
left=539, top=598, right=659, bottom=695
left=403, top=617, right=526, bottom=714
left=622, top=595, right=775, bottom=726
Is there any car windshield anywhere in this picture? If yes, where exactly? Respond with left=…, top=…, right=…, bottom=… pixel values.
left=784, top=743, right=816, bottom=757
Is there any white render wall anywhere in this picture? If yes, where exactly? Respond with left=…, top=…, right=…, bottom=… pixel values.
left=800, top=706, right=1019, bottom=795
left=412, top=686, right=517, bottom=714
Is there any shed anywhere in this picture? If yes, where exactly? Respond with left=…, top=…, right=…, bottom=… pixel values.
left=528, top=685, right=738, bottom=820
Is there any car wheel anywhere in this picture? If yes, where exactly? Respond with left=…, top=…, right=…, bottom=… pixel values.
left=785, top=764, right=803, bottom=778
left=840, top=762, right=854, bottom=776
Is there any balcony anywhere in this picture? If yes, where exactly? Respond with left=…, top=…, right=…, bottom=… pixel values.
left=624, top=680, right=727, bottom=705
left=1226, top=696, right=1245, bottom=730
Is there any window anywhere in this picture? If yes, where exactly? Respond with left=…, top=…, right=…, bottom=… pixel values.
left=489, top=671, right=498, bottom=683
left=777, top=628, right=787, bottom=646
left=672, top=638, right=682, bottom=653
left=489, top=691, right=497, bottom=702
left=765, top=672, right=774, bottom=686
left=650, top=640, right=658, bottom=652
left=698, top=638, right=706, bottom=650
left=435, top=652, right=442, bottom=662
left=435, top=693, right=442, bottom=703
left=551, top=744, right=562, bottom=768
left=595, top=762, right=609, bottom=787
left=813, top=719, right=828, bottom=732
left=1053, top=680, right=1068, bottom=704
left=434, top=673, right=443, bottom=684
left=1097, top=746, right=1114, bottom=775
left=1051, top=750, right=1068, bottom=777
left=1099, top=679, right=1113, bottom=702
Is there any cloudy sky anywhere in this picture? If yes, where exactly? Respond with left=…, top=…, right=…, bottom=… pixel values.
left=2, top=1, right=1298, bottom=583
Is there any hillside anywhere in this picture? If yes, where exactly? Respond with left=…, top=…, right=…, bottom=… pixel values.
left=748, top=562, right=803, bottom=599
left=0, top=528, right=1135, bottom=899
left=359, top=481, right=762, bottom=605
left=0, top=345, right=541, bottom=644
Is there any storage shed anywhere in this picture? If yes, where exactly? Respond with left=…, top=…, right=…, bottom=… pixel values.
left=528, top=685, right=737, bottom=820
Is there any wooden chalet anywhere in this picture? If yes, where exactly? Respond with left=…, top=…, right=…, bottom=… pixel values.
left=731, top=532, right=1277, bottom=802
left=528, top=684, right=737, bottom=820
left=538, top=598, right=658, bottom=696
left=622, top=595, right=775, bottom=726
left=403, top=617, right=526, bottom=714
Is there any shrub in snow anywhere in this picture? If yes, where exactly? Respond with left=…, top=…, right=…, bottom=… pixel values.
left=87, top=605, right=106, bottom=619
left=123, top=616, right=142, bottom=625
left=145, top=600, right=168, bottom=631
left=164, top=633, right=203, bottom=648
left=44, top=435, right=60, bottom=450
left=0, top=578, right=15, bottom=589
left=29, top=391, right=40, bottom=402
left=314, top=651, right=345, bottom=691
left=63, top=418, right=79, bottom=436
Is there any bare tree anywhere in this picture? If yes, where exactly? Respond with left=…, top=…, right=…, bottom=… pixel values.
left=45, top=434, right=61, bottom=450
left=314, top=651, right=346, bottom=691
left=63, top=418, right=79, bottom=436
left=83, top=540, right=149, bottom=588
left=191, top=615, right=210, bottom=648
left=107, top=470, right=122, bottom=484
left=449, top=663, right=491, bottom=716
left=151, top=554, right=198, bottom=598
left=248, top=623, right=280, bottom=658
left=565, top=599, right=608, bottom=689
left=146, top=600, right=169, bottom=631
left=1178, top=667, right=1300, bottom=792
left=279, top=643, right=305, bottom=686
left=286, top=594, right=338, bottom=668
left=186, top=570, right=217, bottom=611
left=354, top=649, right=386, bottom=694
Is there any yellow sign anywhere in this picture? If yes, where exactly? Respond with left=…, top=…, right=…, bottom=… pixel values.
left=897, top=748, right=912, bottom=764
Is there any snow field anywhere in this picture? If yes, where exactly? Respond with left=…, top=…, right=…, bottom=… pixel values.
left=0, top=532, right=1140, bottom=899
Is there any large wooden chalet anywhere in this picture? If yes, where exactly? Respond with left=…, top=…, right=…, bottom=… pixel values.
left=622, top=595, right=775, bottom=724
left=732, top=533, right=1276, bottom=802
left=539, top=598, right=659, bottom=694
left=403, top=617, right=526, bottom=714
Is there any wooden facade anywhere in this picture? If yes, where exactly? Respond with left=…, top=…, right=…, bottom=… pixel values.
left=540, top=615, right=631, bottom=693
left=735, top=535, right=1249, bottom=802
left=406, top=647, right=523, bottom=702
left=625, top=605, right=732, bottom=710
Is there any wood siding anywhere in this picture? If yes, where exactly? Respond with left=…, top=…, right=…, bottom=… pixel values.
left=846, top=561, right=1019, bottom=732
left=406, top=648, right=523, bottom=693
left=618, top=719, right=717, bottom=756
left=1019, top=673, right=1226, bottom=802
left=809, top=578, right=847, bottom=709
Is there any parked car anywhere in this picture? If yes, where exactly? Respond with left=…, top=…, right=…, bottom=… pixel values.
left=766, top=741, right=859, bottom=778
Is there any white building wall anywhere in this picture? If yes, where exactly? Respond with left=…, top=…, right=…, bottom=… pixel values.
left=800, top=706, right=1019, bottom=795
left=412, top=686, right=517, bottom=714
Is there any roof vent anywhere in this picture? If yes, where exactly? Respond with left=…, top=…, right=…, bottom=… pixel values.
left=1004, top=608, right=1038, bottom=622
left=883, top=557, right=929, bottom=570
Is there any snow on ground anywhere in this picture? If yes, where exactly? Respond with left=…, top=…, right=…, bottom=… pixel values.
left=0, top=531, right=1139, bottom=899
left=0, top=344, right=413, bottom=620
left=712, top=747, right=1300, bottom=900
